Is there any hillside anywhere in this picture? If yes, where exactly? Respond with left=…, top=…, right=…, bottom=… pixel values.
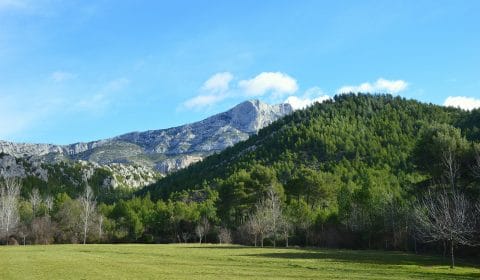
left=138, top=93, right=480, bottom=247
left=144, top=94, right=475, bottom=197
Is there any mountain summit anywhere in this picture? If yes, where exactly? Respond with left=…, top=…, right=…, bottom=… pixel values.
left=0, top=100, right=293, bottom=175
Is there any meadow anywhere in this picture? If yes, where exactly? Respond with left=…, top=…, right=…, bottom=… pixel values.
left=1, top=244, right=479, bottom=279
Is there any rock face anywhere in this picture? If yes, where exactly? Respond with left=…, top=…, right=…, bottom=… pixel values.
left=0, top=100, right=292, bottom=184
left=155, top=155, right=204, bottom=174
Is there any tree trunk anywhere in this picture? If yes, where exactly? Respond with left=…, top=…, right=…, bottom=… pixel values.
left=450, top=240, right=455, bottom=269
left=254, top=235, right=257, bottom=247
left=261, top=234, right=264, bottom=248
left=83, top=222, right=87, bottom=245
left=305, top=230, right=308, bottom=247
left=443, top=241, right=446, bottom=260
left=413, top=238, right=417, bottom=254
left=285, top=236, right=289, bottom=248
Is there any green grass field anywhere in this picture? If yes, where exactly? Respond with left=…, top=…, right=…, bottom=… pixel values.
left=0, top=244, right=479, bottom=279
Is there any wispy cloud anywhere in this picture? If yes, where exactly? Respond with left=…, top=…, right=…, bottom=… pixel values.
left=77, top=78, right=130, bottom=112
left=0, top=0, right=29, bottom=11
left=0, top=76, right=132, bottom=140
left=338, top=78, right=408, bottom=94
left=183, top=72, right=233, bottom=110
left=284, top=87, right=331, bottom=110
left=0, top=95, right=35, bottom=140
left=238, top=72, right=298, bottom=98
left=51, top=71, right=75, bottom=83
left=183, top=94, right=227, bottom=110
left=444, top=96, right=480, bottom=111
left=0, top=92, right=63, bottom=141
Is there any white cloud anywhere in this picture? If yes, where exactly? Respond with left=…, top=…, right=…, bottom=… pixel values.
left=182, top=71, right=299, bottom=110
left=201, top=72, right=233, bottom=94
left=182, top=72, right=233, bottom=110
left=444, top=96, right=480, bottom=111
left=51, top=71, right=75, bottom=83
left=284, top=87, right=331, bottom=110
left=238, top=72, right=298, bottom=97
left=338, top=78, right=408, bottom=94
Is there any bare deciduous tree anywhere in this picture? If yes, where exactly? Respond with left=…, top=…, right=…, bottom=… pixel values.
left=17, top=224, right=28, bottom=246
left=265, top=188, right=282, bottom=247
left=0, top=178, right=22, bottom=243
left=195, top=224, right=205, bottom=244
left=218, top=227, right=232, bottom=244
left=442, top=148, right=459, bottom=191
left=414, top=191, right=478, bottom=268
left=32, top=216, right=55, bottom=245
left=244, top=188, right=283, bottom=247
left=195, top=216, right=210, bottom=244
left=79, top=185, right=96, bottom=245
left=98, top=214, right=104, bottom=241
left=279, top=216, right=293, bottom=247
left=245, top=213, right=262, bottom=247
left=181, top=232, right=191, bottom=243
left=44, top=195, right=53, bottom=216
left=29, top=188, right=41, bottom=218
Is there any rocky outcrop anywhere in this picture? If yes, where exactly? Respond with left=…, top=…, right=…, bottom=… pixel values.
left=0, top=154, right=27, bottom=179
left=155, top=155, right=203, bottom=174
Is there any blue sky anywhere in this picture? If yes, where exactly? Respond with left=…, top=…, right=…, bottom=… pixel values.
left=0, top=0, right=479, bottom=144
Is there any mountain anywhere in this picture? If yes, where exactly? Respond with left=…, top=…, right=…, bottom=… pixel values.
left=0, top=100, right=293, bottom=190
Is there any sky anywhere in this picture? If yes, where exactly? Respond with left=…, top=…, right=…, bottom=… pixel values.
left=0, top=0, right=479, bottom=144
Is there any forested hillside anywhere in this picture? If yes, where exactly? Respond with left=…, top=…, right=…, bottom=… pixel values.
left=135, top=93, right=480, bottom=249
left=2, top=94, right=480, bottom=259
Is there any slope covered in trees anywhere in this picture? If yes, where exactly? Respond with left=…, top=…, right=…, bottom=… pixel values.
left=137, top=93, right=480, bottom=249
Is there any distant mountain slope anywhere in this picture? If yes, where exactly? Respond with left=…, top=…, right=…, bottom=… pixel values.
left=0, top=100, right=293, bottom=176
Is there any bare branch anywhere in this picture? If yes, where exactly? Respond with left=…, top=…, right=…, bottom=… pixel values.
left=442, top=148, right=459, bottom=191
left=414, top=190, right=478, bottom=268
left=78, top=185, right=96, bottom=245
left=0, top=178, right=22, bottom=242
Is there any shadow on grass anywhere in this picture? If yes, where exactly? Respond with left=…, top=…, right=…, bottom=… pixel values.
left=244, top=249, right=480, bottom=279
left=183, top=245, right=480, bottom=279
left=248, top=250, right=441, bottom=266
left=183, top=245, right=480, bottom=268
left=186, top=245, right=249, bottom=250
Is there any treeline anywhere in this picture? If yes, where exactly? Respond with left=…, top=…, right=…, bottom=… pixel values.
left=2, top=94, right=480, bottom=265
left=0, top=179, right=222, bottom=245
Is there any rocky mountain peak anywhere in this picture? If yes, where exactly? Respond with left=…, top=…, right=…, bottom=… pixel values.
left=225, top=99, right=293, bottom=133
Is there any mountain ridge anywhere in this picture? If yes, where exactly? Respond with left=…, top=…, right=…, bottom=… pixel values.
left=0, top=99, right=293, bottom=176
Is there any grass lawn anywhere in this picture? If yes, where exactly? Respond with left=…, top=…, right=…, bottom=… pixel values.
left=0, top=244, right=479, bottom=279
